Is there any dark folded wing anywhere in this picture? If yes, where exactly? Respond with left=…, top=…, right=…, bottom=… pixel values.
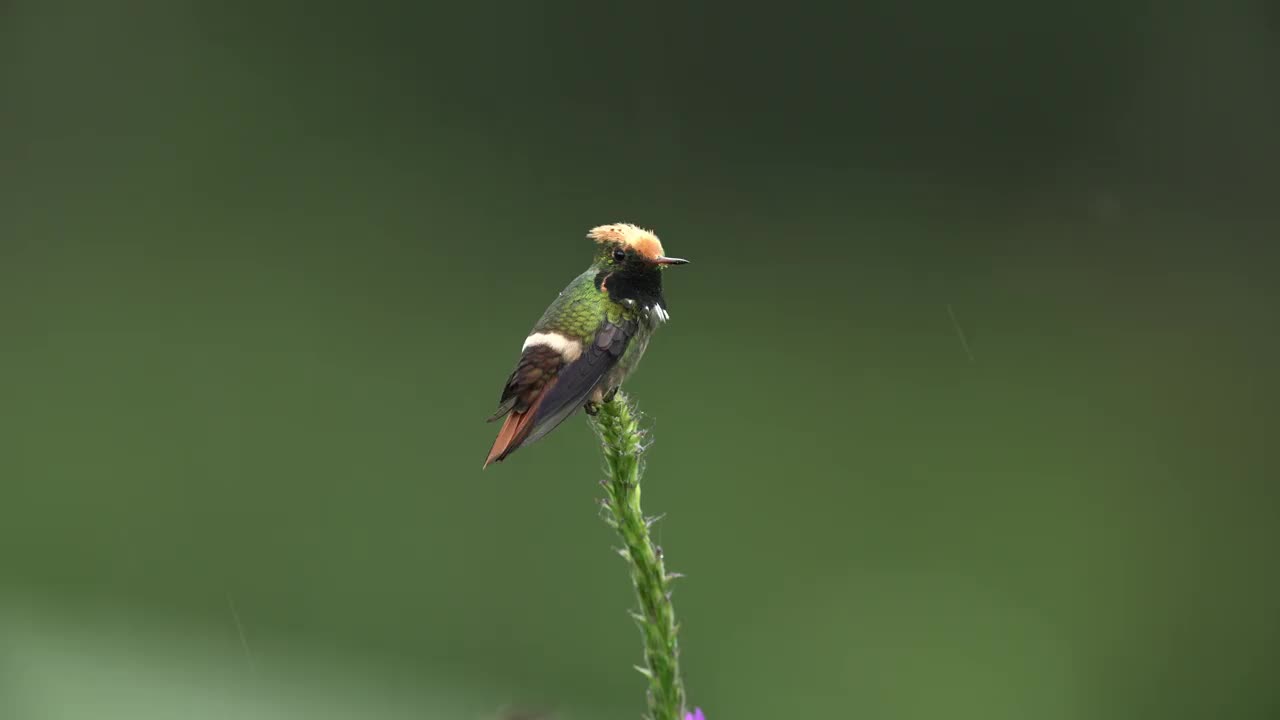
left=487, top=344, right=566, bottom=422
left=520, top=317, right=636, bottom=446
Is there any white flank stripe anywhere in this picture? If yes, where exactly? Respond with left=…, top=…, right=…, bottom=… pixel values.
left=522, top=332, right=583, bottom=362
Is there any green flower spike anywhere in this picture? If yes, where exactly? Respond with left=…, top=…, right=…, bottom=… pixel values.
left=590, top=393, right=687, bottom=720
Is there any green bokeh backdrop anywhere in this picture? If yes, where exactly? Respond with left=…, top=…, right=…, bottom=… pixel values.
left=3, top=2, right=1278, bottom=719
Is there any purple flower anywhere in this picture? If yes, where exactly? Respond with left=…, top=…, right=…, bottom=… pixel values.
left=684, top=709, right=706, bottom=720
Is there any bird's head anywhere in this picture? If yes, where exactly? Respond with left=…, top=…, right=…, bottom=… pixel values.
left=588, top=223, right=689, bottom=273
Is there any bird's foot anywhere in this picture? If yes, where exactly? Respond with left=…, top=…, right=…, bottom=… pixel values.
left=602, top=387, right=618, bottom=403
left=584, top=401, right=600, bottom=416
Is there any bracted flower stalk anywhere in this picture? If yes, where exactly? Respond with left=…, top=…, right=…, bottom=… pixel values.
left=591, top=393, right=686, bottom=720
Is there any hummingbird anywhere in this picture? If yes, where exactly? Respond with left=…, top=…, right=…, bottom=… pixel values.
left=484, top=223, right=689, bottom=468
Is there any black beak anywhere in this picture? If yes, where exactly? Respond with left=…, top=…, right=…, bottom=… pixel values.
left=653, top=256, right=690, bottom=266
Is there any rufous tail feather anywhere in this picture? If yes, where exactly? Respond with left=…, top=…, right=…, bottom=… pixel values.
left=484, top=412, right=530, bottom=468
left=483, top=379, right=554, bottom=468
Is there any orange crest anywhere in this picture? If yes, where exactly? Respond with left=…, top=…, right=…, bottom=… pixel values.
left=587, top=223, right=665, bottom=261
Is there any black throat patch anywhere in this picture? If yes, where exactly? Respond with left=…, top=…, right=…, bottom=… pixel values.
left=596, top=266, right=666, bottom=311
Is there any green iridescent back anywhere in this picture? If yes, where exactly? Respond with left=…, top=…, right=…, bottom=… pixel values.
left=531, top=268, right=639, bottom=344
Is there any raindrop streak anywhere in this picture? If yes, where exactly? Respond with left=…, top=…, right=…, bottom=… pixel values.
left=947, top=304, right=975, bottom=362
left=228, top=595, right=258, bottom=673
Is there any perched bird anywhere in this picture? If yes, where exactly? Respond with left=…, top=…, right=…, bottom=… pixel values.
left=484, top=223, right=689, bottom=468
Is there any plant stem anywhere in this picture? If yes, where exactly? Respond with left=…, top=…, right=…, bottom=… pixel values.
left=591, top=393, right=686, bottom=720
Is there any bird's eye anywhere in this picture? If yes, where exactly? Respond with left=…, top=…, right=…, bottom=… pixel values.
left=612, top=248, right=626, bottom=263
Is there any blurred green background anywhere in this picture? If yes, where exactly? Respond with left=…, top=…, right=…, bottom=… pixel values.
left=3, top=2, right=1278, bottom=719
